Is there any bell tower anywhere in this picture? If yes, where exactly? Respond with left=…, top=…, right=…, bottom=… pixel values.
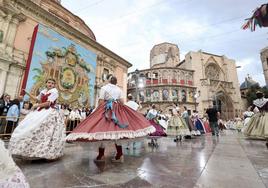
left=260, top=47, right=268, bottom=87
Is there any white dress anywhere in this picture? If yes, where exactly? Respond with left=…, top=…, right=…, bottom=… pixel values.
left=9, top=88, right=65, bottom=160
left=125, top=100, right=139, bottom=111
left=0, top=140, right=30, bottom=187
left=243, top=111, right=254, bottom=126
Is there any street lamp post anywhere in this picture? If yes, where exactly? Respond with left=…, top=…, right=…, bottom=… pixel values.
left=194, top=90, right=201, bottom=111
left=134, top=69, right=139, bottom=102
left=215, top=95, right=218, bottom=111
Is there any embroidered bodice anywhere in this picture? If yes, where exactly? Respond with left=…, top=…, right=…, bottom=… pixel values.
left=41, top=93, right=56, bottom=108
left=243, top=111, right=254, bottom=118
left=146, top=109, right=157, bottom=120
left=99, top=84, right=123, bottom=101
left=252, top=98, right=268, bottom=112
left=37, top=88, right=58, bottom=111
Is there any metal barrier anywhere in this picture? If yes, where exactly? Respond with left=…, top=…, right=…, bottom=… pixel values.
left=0, top=116, right=81, bottom=140
left=65, top=118, right=81, bottom=134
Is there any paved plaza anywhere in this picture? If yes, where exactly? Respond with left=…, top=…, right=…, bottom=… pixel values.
left=15, top=131, right=268, bottom=188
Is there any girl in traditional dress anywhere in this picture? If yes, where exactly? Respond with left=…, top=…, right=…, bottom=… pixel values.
left=243, top=106, right=254, bottom=126
left=182, top=106, right=198, bottom=137
left=202, top=117, right=211, bottom=133
left=218, top=118, right=226, bottom=131
left=234, top=115, right=243, bottom=132
left=66, top=76, right=155, bottom=162
left=0, top=139, right=30, bottom=188
left=244, top=91, right=268, bottom=148
left=146, top=104, right=166, bottom=147
left=158, top=114, right=168, bottom=132
left=147, top=104, right=167, bottom=136
left=192, top=110, right=205, bottom=134
left=9, top=78, right=66, bottom=160
left=167, top=104, right=190, bottom=142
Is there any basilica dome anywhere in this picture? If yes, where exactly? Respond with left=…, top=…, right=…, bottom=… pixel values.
left=240, top=75, right=259, bottom=90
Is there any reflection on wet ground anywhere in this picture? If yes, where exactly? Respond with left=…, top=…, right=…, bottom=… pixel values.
left=16, top=130, right=268, bottom=188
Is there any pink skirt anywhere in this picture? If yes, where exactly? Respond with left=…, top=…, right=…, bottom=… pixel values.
left=66, top=102, right=155, bottom=142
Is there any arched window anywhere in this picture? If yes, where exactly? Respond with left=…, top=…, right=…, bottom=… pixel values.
left=181, top=90, right=187, bottom=103
left=139, top=90, right=145, bottom=102
left=162, top=89, right=169, bottom=101
left=205, top=64, right=220, bottom=80
left=152, top=90, right=159, bottom=101
left=172, top=89, right=178, bottom=101
left=146, top=89, right=151, bottom=101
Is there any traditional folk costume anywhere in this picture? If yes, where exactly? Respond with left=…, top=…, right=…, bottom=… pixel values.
left=193, top=112, right=205, bottom=134
left=182, top=110, right=199, bottom=136
left=244, top=97, right=268, bottom=141
left=66, top=83, right=155, bottom=161
left=158, top=115, right=168, bottom=131
left=0, top=140, right=30, bottom=188
left=234, top=117, right=243, bottom=132
left=243, top=110, right=254, bottom=126
left=9, top=88, right=65, bottom=160
left=202, top=117, right=211, bottom=133
left=146, top=108, right=166, bottom=147
left=167, top=107, right=190, bottom=141
left=146, top=109, right=167, bottom=137
left=227, top=120, right=236, bottom=130
left=218, top=119, right=226, bottom=131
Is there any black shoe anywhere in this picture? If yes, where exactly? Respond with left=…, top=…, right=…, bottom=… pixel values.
left=266, top=142, right=268, bottom=149
left=184, top=135, right=191, bottom=139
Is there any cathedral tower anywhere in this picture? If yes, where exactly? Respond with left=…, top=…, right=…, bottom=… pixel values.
left=150, top=42, right=180, bottom=68
left=260, top=47, right=268, bottom=87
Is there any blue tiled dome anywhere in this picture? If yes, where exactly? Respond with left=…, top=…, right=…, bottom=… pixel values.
left=240, top=76, right=259, bottom=89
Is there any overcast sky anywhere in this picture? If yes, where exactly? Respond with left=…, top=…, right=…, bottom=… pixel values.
left=62, top=0, right=268, bottom=86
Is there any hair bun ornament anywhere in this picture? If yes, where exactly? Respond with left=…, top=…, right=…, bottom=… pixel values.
left=107, top=74, right=113, bottom=81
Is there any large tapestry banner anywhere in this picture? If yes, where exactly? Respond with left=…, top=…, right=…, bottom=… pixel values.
left=23, top=24, right=97, bottom=107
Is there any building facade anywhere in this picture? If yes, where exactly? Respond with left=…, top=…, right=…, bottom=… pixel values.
left=128, top=43, right=242, bottom=119
left=260, top=47, right=268, bottom=87
left=0, top=0, right=131, bottom=105
left=180, top=50, right=242, bottom=119
left=128, top=43, right=197, bottom=114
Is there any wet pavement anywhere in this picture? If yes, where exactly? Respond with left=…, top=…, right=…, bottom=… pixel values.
left=15, top=130, right=268, bottom=188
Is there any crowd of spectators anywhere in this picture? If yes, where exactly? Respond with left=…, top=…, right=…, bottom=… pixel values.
left=0, top=93, right=95, bottom=137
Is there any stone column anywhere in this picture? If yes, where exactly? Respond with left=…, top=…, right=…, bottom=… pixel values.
left=159, top=89, right=163, bottom=102
left=0, top=69, right=8, bottom=96
left=169, top=87, right=172, bottom=101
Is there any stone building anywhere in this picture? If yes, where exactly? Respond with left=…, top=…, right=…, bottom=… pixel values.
left=128, top=43, right=242, bottom=120
left=180, top=50, right=242, bottom=119
left=128, top=43, right=197, bottom=114
left=260, top=47, right=268, bottom=87
left=0, top=0, right=131, bottom=105
left=240, top=75, right=259, bottom=97
left=240, top=75, right=259, bottom=111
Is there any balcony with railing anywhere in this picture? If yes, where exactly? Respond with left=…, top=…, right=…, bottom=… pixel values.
left=128, top=78, right=194, bottom=89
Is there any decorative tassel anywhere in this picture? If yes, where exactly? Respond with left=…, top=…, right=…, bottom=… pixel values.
left=105, top=100, right=128, bottom=129
left=242, top=20, right=250, bottom=30
left=242, top=4, right=268, bottom=31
